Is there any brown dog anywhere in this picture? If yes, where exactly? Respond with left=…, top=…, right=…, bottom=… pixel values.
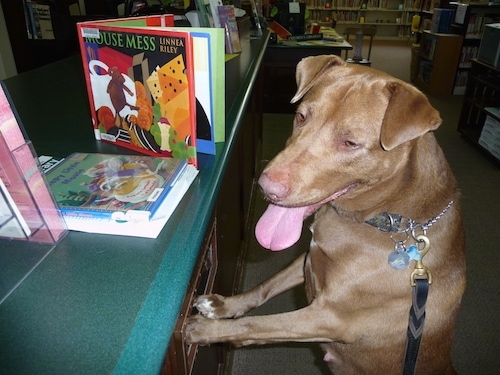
left=186, top=55, right=466, bottom=375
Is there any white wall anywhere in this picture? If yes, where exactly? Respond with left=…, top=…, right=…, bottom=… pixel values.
left=0, top=2, right=18, bottom=79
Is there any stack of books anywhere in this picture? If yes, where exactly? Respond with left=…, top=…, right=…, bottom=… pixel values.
left=430, top=8, right=454, bottom=34
left=44, top=152, right=198, bottom=238
left=478, top=109, right=500, bottom=161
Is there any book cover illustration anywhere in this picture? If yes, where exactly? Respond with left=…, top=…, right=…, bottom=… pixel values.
left=78, top=19, right=197, bottom=165
left=46, top=153, right=187, bottom=222
left=60, top=161, right=198, bottom=238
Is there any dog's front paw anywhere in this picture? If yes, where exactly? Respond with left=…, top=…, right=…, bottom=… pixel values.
left=193, top=294, right=231, bottom=319
left=185, top=314, right=217, bottom=345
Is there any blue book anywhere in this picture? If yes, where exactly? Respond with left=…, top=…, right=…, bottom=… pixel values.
left=46, top=152, right=187, bottom=223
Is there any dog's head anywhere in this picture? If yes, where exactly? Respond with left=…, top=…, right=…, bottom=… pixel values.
left=256, top=55, right=443, bottom=251
left=291, top=55, right=441, bottom=150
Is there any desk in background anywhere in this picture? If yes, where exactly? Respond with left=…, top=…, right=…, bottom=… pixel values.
left=263, top=41, right=352, bottom=113
left=0, top=33, right=269, bottom=375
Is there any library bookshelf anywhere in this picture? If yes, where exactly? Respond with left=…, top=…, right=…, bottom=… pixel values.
left=412, top=30, right=463, bottom=95
left=449, top=3, right=500, bottom=95
left=305, top=0, right=422, bottom=38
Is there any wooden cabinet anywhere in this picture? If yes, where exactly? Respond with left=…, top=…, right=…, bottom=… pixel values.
left=162, top=58, right=265, bottom=375
left=457, top=59, right=500, bottom=164
left=412, top=31, right=462, bottom=95
left=162, top=220, right=221, bottom=375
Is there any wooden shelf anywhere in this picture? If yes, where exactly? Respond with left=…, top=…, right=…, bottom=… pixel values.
left=448, top=3, right=500, bottom=95
left=457, top=59, right=500, bottom=165
left=412, top=31, right=463, bottom=95
left=305, top=0, right=419, bottom=38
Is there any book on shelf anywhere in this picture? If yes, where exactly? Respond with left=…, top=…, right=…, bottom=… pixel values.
left=421, top=34, right=437, bottom=60
left=218, top=5, right=242, bottom=53
left=418, top=61, right=433, bottom=83
left=24, top=1, right=55, bottom=40
left=77, top=15, right=199, bottom=165
left=454, top=3, right=467, bottom=25
left=193, top=0, right=212, bottom=27
left=430, top=8, right=453, bottom=34
left=45, top=152, right=198, bottom=238
left=478, top=113, right=500, bottom=159
left=459, top=45, right=478, bottom=68
left=208, top=0, right=224, bottom=29
left=453, top=70, right=469, bottom=95
left=0, top=81, right=67, bottom=243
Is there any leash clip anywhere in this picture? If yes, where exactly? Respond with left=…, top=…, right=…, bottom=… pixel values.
left=410, top=235, right=432, bottom=286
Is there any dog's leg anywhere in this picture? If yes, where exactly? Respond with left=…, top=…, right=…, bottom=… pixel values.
left=186, top=302, right=346, bottom=346
left=194, top=253, right=306, bottom=319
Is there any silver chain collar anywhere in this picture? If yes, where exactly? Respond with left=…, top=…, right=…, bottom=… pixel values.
left=365, top=200, right=455, bottom=274
left=365, top=200, right=455, bottom=236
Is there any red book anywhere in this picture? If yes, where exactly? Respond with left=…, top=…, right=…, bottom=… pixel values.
left=77, top=15, right=198, bottom=167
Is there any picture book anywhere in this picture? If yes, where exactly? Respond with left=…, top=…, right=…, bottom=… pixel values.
left=169, top=27, right=226, bottom=153
left=0, top=81, right=67, bottom=243
left=218, top=5, right=242, bottom=54
left=77, top=15, right=198, bottom=166
left=46, top=152, right=189, bottom=224
left=60, top=162, right=198, bottom=238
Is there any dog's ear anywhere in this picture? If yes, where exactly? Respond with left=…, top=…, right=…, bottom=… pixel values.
left=291, top=55, right=346, bottom=104
left=380, top=81, right=442, bottom=150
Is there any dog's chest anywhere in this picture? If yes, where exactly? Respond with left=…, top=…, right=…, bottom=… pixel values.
left=305, top=210, right=412, bottom=304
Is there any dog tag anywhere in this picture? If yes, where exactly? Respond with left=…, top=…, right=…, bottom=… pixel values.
left=406, top=244, right=421, bottom=261
left=388, top=249, right=410, bottom=270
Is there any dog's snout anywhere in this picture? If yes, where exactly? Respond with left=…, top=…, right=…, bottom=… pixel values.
left=258, top=172, right=289, bottom=201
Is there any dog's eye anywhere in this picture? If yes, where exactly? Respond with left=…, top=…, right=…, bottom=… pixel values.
left=341, top=140, right=359, bottom=149
left=295, top=111, right=305, bottom=125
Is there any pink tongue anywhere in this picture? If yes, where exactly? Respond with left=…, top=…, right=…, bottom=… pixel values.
left=255, top=204, right=310, bottom=251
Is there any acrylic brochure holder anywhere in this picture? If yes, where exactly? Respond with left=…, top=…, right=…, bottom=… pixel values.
left=0, top=81, right=67, bottom=244
left=0, top=81, right=69, bottom=304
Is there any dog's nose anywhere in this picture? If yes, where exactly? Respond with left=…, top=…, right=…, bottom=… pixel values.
left=258, top=172, right=289, bottom=201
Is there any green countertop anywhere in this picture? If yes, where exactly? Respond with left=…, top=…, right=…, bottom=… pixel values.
left=0, top=33, right=268, bottom=374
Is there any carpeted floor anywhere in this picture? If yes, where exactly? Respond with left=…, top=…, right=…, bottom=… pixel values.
left=226, top=40, right=500, bottom=374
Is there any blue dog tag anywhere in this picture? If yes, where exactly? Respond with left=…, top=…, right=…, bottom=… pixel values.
left=406, top=244, right=422, bottom=261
